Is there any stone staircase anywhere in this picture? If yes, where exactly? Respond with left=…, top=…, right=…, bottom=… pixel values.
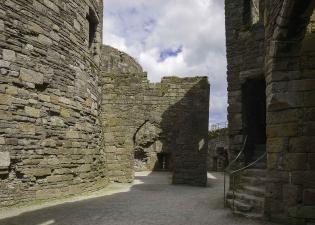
left=226, top=145, right=266, bottom=219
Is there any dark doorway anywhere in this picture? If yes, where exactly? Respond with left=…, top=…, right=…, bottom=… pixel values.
left=242, top=79, right=266, bottom=166
left=156, top=153, right=171, bottom=171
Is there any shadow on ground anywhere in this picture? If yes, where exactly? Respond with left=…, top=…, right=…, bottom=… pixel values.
left=0, top=172, right=280, bottom=225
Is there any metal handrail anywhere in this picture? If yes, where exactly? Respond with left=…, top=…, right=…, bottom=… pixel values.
left=230, top=151, right=267, bottom=175
left=225, top=136, right=248, bottom=172
left=229, top=151, right=267, bottom=211
left=223, top=135, right=248, bottom=207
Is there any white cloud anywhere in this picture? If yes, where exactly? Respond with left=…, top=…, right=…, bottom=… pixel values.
left=103, top=0, right=227, bottom=126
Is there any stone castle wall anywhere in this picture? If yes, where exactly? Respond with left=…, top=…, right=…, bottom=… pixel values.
left=225, top=0, right=265, bottom=160
left=226, top=0, right=315, bottom=223
left=0, top=0, right=107, bottom=207
left=100, top=46, right=209, bottom=186
left=264, top=2, right=315, bottom=223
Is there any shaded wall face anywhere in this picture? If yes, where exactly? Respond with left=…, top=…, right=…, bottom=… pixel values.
left=158, top=78, right=209, bottom=186
left=135, top=79, right=210, bottom=185
left=0, top=0, right=105, bottom=207
left=264, top=2, right=315, bottom=223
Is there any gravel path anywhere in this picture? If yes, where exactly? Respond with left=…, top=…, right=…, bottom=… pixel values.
left=0, top=172, right=280, bottom=225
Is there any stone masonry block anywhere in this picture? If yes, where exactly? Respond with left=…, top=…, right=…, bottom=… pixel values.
left=0, top=151, right=10, bottom=168
left=20, top=68, right=44, bottom=85
left=2, top=49, right=16, bottom=61
left=289, top=137, right=315, bottom=153
left=25, top=106, right=41, bottom=118
left=303, top=189, right=315, bottom=206
left=267, top=123, right=298, bottom=137
left=284, top=153, right=308, bottom=170
left=267, top=137, right=289, bottom=153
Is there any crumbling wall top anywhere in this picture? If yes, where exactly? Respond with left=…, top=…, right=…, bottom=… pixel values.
left=101, top=45, right=143, bottom=74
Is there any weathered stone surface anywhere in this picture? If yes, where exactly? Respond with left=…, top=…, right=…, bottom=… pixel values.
left=2, top=49, right=16, bottom=61
left=66, top=130, right=80, bottom=139
left=0, top=137, right=5, bottom=145
left=0, top=152, right=10, bottom=168
left=25, top=106, right=40, bottom=118
left=25, top=168, right=51, bottom=177
left=20, top=68, right=44, bottom=85
left=0, top=20, right=4, bottom=31
left=0, top=94, right=11, bottom=105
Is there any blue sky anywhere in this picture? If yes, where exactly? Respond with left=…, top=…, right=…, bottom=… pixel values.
left=103, top=0, right=227, bottom=126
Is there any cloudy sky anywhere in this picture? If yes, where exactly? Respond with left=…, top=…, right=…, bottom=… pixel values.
left=102, top=0, right=227, bottom=127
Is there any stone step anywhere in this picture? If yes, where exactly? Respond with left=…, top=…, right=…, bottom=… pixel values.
left=241, top=185, right=265, bottom=198
left=227, top=199, right=253, bottom=213
left=241, top=168, right=266, bottom=177
left=240, top=175, right=267, bottom=186
left=227, top=191, right=264, bottom=207
left=233, top=210, right=264, bottom=220
left=252, top=161, right=266, bottom=169
left=227, top=168, right=266, bottom=219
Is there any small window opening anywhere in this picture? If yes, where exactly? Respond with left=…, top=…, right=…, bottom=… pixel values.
left=86, top=8, right=98, bottom=48
left=243, top=0, right=260, bottom=27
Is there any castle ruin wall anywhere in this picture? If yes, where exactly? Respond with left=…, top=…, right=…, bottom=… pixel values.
left=0, top=0, right=107, bottom=207
left=100, top=46, right=209, bottom=186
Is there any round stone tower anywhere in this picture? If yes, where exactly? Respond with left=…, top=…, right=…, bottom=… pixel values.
left=0, top=0, right=106, bottom=206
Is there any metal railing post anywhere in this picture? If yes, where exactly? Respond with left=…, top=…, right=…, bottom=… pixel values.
left=232, top=175, right=235, bottom=212
left=224, top=171, right=226, bottom=207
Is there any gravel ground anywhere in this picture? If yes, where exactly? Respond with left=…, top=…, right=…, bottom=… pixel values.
left=0, top=172, right=280, bottom=225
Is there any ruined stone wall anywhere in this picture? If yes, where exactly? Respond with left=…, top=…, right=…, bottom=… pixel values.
left=0, top=0, right=107, bottom=207
left=100, top=46, right=209, bottom=186
left=100, top=45, right=146, bottom=183
left=144, top=77, right=210, bottom=186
